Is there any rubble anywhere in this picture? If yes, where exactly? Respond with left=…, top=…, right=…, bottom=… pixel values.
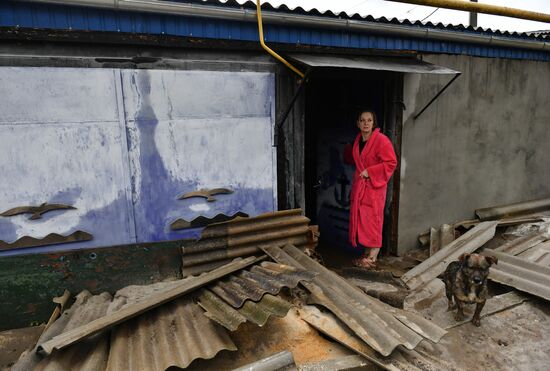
left=6, top=201, right=550, bottom=370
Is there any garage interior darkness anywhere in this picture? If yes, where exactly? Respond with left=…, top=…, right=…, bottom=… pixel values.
left=303, top=68, right=403, bottom=262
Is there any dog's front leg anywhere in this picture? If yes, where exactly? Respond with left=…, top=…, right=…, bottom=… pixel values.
left=472, top=301, right=485, bottom=327
left=454, top=296, right=465, bottom=321
left=445, top=283, right=456, bottom=311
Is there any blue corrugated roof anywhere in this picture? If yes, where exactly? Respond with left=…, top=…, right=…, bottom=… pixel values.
left=1, top=0, right=549, bottom=61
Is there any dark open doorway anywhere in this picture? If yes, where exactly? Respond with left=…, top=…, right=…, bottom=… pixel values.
left=303, top=68, right=403, bottom=264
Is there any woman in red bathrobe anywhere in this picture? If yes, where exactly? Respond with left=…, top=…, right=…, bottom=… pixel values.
left=344, top=110, right=397, bottom=268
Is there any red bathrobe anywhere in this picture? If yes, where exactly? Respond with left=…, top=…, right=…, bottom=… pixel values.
left=344, top=128, right=397, bottom=248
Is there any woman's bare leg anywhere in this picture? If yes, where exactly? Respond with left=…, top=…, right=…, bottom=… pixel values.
left=367, top=247, right=380, bottom=263
left=353, top=245, right=376, bottom=268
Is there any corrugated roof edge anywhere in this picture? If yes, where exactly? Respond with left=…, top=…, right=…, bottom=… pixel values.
left=179, top=0, right=548, bottom=41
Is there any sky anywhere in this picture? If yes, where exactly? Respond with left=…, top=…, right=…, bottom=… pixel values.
left=252, top=0, right=550, bottom=33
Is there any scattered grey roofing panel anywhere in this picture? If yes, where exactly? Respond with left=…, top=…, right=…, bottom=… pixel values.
left=401, top=221, right=499, bottom=291
left=517, top=240, right=550, bottom=267
left=13, top=291, right=110, bottom=371
left=14, top=284, right=237, bottom=371
left=14, top=257, right=314, bottom=370
left=208, top=261, right=315, bottom=308
left=199, top=289, right=293, bottom=329
left=484, top=249, right=550, bottom=301
left=181, top=209, right=313, bottom=273
left=262, top=244, right=447, bottom=357
left=106, top=296, right=236, bottom=371
left=494, top=230, right=548, bottom=256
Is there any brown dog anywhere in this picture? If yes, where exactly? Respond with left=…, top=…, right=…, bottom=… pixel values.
left=442, top=253, right=498, bottom=326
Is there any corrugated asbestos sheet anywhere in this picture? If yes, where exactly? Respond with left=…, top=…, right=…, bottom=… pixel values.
left=233, top=350, right=296, bottom=371
left=484, top=238, right=550, bottom=301
left=2, top=0, right=549, bottom=62
left=14, top=291, right=113, bottom=371
left=475, top=197, right=550, bottom=221
left=402, top=221, right=499, bottom=291
left=105, top=286, right=236, bottom=371
left=494, top=230, right=549, bottom=257
left=517, top=240, right=550, bottom=267
left=181, top=209, right=315, bottom=276
left=198, top=289, right=292, bottom=330
left=485, top=250, right=550, bottom=301
left=14, top=261, right=314, bottom=370
left=298, top=305, right=414, bottom=371
left=262, top=245, right=447, bottom=357
left=15, top=286, right=237, bottom=371
left=199, top=261, right=315, bottom=330
left=429, top=223, right=455, bottom=256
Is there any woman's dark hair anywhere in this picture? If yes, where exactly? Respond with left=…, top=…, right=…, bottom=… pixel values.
left=357, top=109, right=378, bottom=128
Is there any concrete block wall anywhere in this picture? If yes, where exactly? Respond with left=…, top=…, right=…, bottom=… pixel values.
left=398, top=54, right=550, bottom=254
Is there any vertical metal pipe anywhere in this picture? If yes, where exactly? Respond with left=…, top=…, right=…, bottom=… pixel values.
left=256, top=0, right=305, bottom=79
left=469, top=0, right=478, bottom=27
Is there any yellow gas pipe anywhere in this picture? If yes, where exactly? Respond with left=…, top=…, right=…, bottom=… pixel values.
left=256, top=0, right=305, bottom=79
left=385, top=0, right=550, bottom=23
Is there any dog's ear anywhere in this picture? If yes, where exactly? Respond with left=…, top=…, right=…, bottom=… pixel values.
left=458, top=253, right=470, bottom=263
left=485, top=255, right=498, bottom=266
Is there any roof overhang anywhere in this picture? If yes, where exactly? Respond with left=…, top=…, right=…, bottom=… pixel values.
left=287, top=53, right=460, bottom=75
left=286, top=53, right=461, bottom=120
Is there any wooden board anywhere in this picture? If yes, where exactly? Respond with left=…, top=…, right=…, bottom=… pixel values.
left=37, top=256, right=262, bottom=355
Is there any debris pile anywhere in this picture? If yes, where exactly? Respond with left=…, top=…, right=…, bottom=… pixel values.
left=402, top=196, right=550, bottom=338
left=413, top=197, right=550, bottom=301
left=9, top=199, right=550, bottom=370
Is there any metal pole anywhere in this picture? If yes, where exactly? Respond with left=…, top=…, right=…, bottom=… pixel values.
left=256, top=0, right=304, bottom=79
left=385, top=0, right=550, bottom=23
left=232, top=351, right=296, bottom=371
left=469, top=0, right=478, bottom=27
left=413, top=73, right=461, bottom=120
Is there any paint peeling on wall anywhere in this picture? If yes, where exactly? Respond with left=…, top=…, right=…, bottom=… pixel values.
left=0, top=67, right=277, bottom=255
left=0, top=125, right=127, bottom=237
left=0, top=68, right=135, bottom=256
left=156, top=118, right=274, bottom=189
left=122, top=70, right=276, bottom=243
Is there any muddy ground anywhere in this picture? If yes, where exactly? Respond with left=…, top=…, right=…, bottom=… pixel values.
left=3, top=295, right=549, bottom=370
left=2, top=241, right=549, bottom=370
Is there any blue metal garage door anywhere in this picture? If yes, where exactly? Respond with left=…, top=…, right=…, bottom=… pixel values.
left=0, top=67, right=275, bottom=255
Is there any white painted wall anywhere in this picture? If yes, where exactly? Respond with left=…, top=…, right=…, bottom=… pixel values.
left=0, top=67, right=276, bottom=254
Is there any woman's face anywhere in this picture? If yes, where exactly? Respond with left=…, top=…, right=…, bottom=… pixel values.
left=357, top=112, right=374, bottom=135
